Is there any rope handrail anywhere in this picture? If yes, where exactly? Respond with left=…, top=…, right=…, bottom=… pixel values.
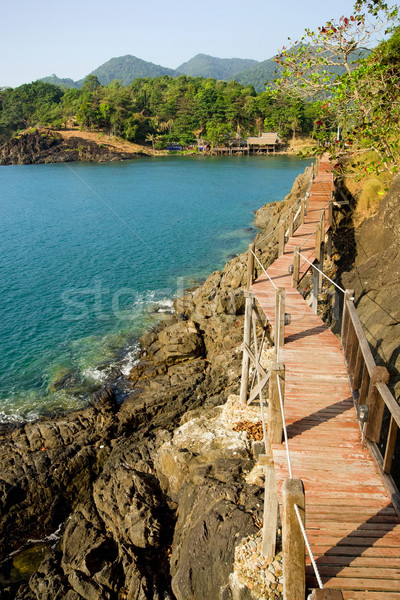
left=299, top=224, right=320, bottom=250
left=256, top=224, right=280, bottom=247
left=256, top=203, right=297, bottom=247
left=252, top=316, right=268, bottom=453
left=294, top=504, right=324, bottom=590
left=276, top=373, right=324, bottom=590
left=276, top=373, right=293, bottom=478
left=257, top=166, right=315, bottom=248
left=295, top=251, right=347, bottom=295
left=250, top=249, right=278, bottom=290
left=276, top=295, right=282, bottom=364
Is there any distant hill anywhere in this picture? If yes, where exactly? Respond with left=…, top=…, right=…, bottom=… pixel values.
left=77, top=55, right=177, bottom=87
left=176, top=54, right=259, bottom=80
left=234, top=58, right=280, bottom=92
left=40, top=74, right=80, bottom=89
left=38, top=48, right=371, bottom=93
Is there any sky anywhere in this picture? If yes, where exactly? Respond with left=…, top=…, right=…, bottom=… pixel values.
left=1, top=0, right=375, bottom=88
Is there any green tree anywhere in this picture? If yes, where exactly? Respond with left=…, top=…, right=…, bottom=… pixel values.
left=273, top=1, right=400, bottom=173
left=206, top=120, right=232, bottom=148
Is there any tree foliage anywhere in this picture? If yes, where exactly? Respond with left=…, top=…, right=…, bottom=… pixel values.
left=0, top=74, right=320, bottom=147
left=272, top=0, right=400, bottom=175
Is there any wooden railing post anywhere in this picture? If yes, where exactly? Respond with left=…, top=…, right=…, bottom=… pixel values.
left=383, top=415, right=399, bottom=474
left=282, top=478, right=306, bottom=600
left=247, top=242, right=255, bottom=290
left=312, top=261, right=319, bottom=314
left=328, top=196, right=333, bottom=227
left=240, top=292, right=254, bottom=404
left=315, top=223, right=322, bottom=263
left=305, top=192, right=310, bottom=214
left=365, top=365, right=390, bottom=443
left=268, top=362, right=286, bottom=450
left=275, top=287, right=286, bottom=353
left=292, top=246, right=300, bottom=288
left=341, top=289, right=355, bottom=357
left=326, top=229, right=333, bottom=260
left=289, top=209, right=294, bottom=238
left=320, top=208, right=326, bottom=246
left=300, top=197, right=305, bottom=225
left=278, top=223, right=285, bottom=256
left=261, top=454, right=278, bottom=557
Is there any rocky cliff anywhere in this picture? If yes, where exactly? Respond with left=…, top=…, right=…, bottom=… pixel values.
left=0, top=130, right=141, bottom=165
left=6, top=161, right=399, bottom=600
left=335, top=176, right=400, bottom=400
left=0, top=164, right=314, bottom=600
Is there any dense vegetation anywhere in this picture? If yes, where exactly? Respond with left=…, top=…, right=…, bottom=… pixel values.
left=177, top=54, right=260, bottom=81
left=1, top=0, right=398, bottom=173
left=0, top=75, right=319, bottom=148
left=274, top=0, right=400, bottom=176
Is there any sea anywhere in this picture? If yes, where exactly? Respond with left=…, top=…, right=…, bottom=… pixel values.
left=0, top=155, right=312, bottom=422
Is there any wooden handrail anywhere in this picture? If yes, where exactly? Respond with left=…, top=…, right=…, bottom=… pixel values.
left=376, top=381, right=400, bottom=429
left=342, top=289, right=400, bottom=505
left=344, top=298, right=376, bottom=376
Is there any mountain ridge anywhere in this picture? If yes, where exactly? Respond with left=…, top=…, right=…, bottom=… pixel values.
left=39, top=52, right=275, bottom=91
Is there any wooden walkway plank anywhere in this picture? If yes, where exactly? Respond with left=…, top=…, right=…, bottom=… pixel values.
left=250, top=158, right=400, bottom=598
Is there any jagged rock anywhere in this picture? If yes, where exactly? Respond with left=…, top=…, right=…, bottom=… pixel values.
left=0, top=166, right=310, bottom=598
left=254, top=166, right=313, bottom=231
left=93, top=464, right=162, bottom=549
left=0, top=130, right=141, bottom=165
left=157, top=320, right=204, bottom=365
left=341, top=175, right=400, bottom=397
left=28, top=555, right=71, bottom=600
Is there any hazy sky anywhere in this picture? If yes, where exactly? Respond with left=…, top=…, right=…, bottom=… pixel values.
left=1, top=0, right=370, bottom=87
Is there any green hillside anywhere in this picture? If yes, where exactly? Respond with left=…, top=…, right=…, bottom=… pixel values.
left=39, top=75, right=80, bottom=89
left=234, top=58, right=279, bottom=92
left=176, top=54, right=259, bottom=80
left=78, top=55, right=177, bottom=86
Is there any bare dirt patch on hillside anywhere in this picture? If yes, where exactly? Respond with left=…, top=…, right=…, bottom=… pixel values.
left=55, top=128, right=157, bottom=156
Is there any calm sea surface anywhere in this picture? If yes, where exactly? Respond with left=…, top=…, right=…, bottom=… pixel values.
left=0, top=155, right=312, bottom=421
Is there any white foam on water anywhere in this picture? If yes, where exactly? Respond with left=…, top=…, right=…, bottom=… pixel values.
left=120, top=344, right=140, bottom=376
left=154, top=298, right=175, bottom=313
left=82, top=367, right=107, bottom=383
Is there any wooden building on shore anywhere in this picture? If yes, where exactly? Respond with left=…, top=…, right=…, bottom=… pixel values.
left=246, top=132, right=283, bottom=153
left=212, top=132, right=284, bottom=155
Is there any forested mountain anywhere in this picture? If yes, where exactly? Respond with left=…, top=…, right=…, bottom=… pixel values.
left=36, top=46, right=371, bottom=95
left=79, top=55, right=178, bottom=87
left=40, top=75, right=79, bottom=89
left=234, top=58, right=279, bottom=92
left=38, top=54, right=268, bottom=90
left=176, top=54, right=259, bottom=80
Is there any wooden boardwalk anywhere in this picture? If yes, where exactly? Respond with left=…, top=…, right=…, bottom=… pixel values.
left=251, top=160, right=400, bottom=599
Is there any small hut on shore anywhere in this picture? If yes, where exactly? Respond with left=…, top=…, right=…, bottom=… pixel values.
left=246, top=132, right=283, bottom=153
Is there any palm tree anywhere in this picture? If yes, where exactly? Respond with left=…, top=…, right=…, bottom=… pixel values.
left=146, top=133, right=156, bottom=151
left=193, top=127, right=203, bottom=149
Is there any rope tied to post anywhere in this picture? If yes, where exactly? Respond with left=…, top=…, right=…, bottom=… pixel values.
left=295, top=250, right=348, bottom=296
left=250, top=249, right=278, bottom=290
left=276, top=372, right=324, bottom=590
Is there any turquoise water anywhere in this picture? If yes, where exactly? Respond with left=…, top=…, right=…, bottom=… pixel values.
left=0, top=155, right=312, bottom=421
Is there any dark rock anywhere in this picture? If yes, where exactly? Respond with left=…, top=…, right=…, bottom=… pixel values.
left=340, top=175, right=400, bottom=398
left=0, top=165, right=313, bottom=598
left=170, top=484, right=257, bottom=600
left=0, top=130, right=141, bottom=165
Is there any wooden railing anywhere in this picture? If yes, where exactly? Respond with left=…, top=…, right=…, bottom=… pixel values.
left=341, top=289, right=400, bottom=514
left=255, top=167, right=315, bottom=256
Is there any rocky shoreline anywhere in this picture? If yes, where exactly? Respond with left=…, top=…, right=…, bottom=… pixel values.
left=2, top=163, right=399, bottom=600
left=0, top=163, right=314, bottom=599
left=0, top=130, right=143, bottom=165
